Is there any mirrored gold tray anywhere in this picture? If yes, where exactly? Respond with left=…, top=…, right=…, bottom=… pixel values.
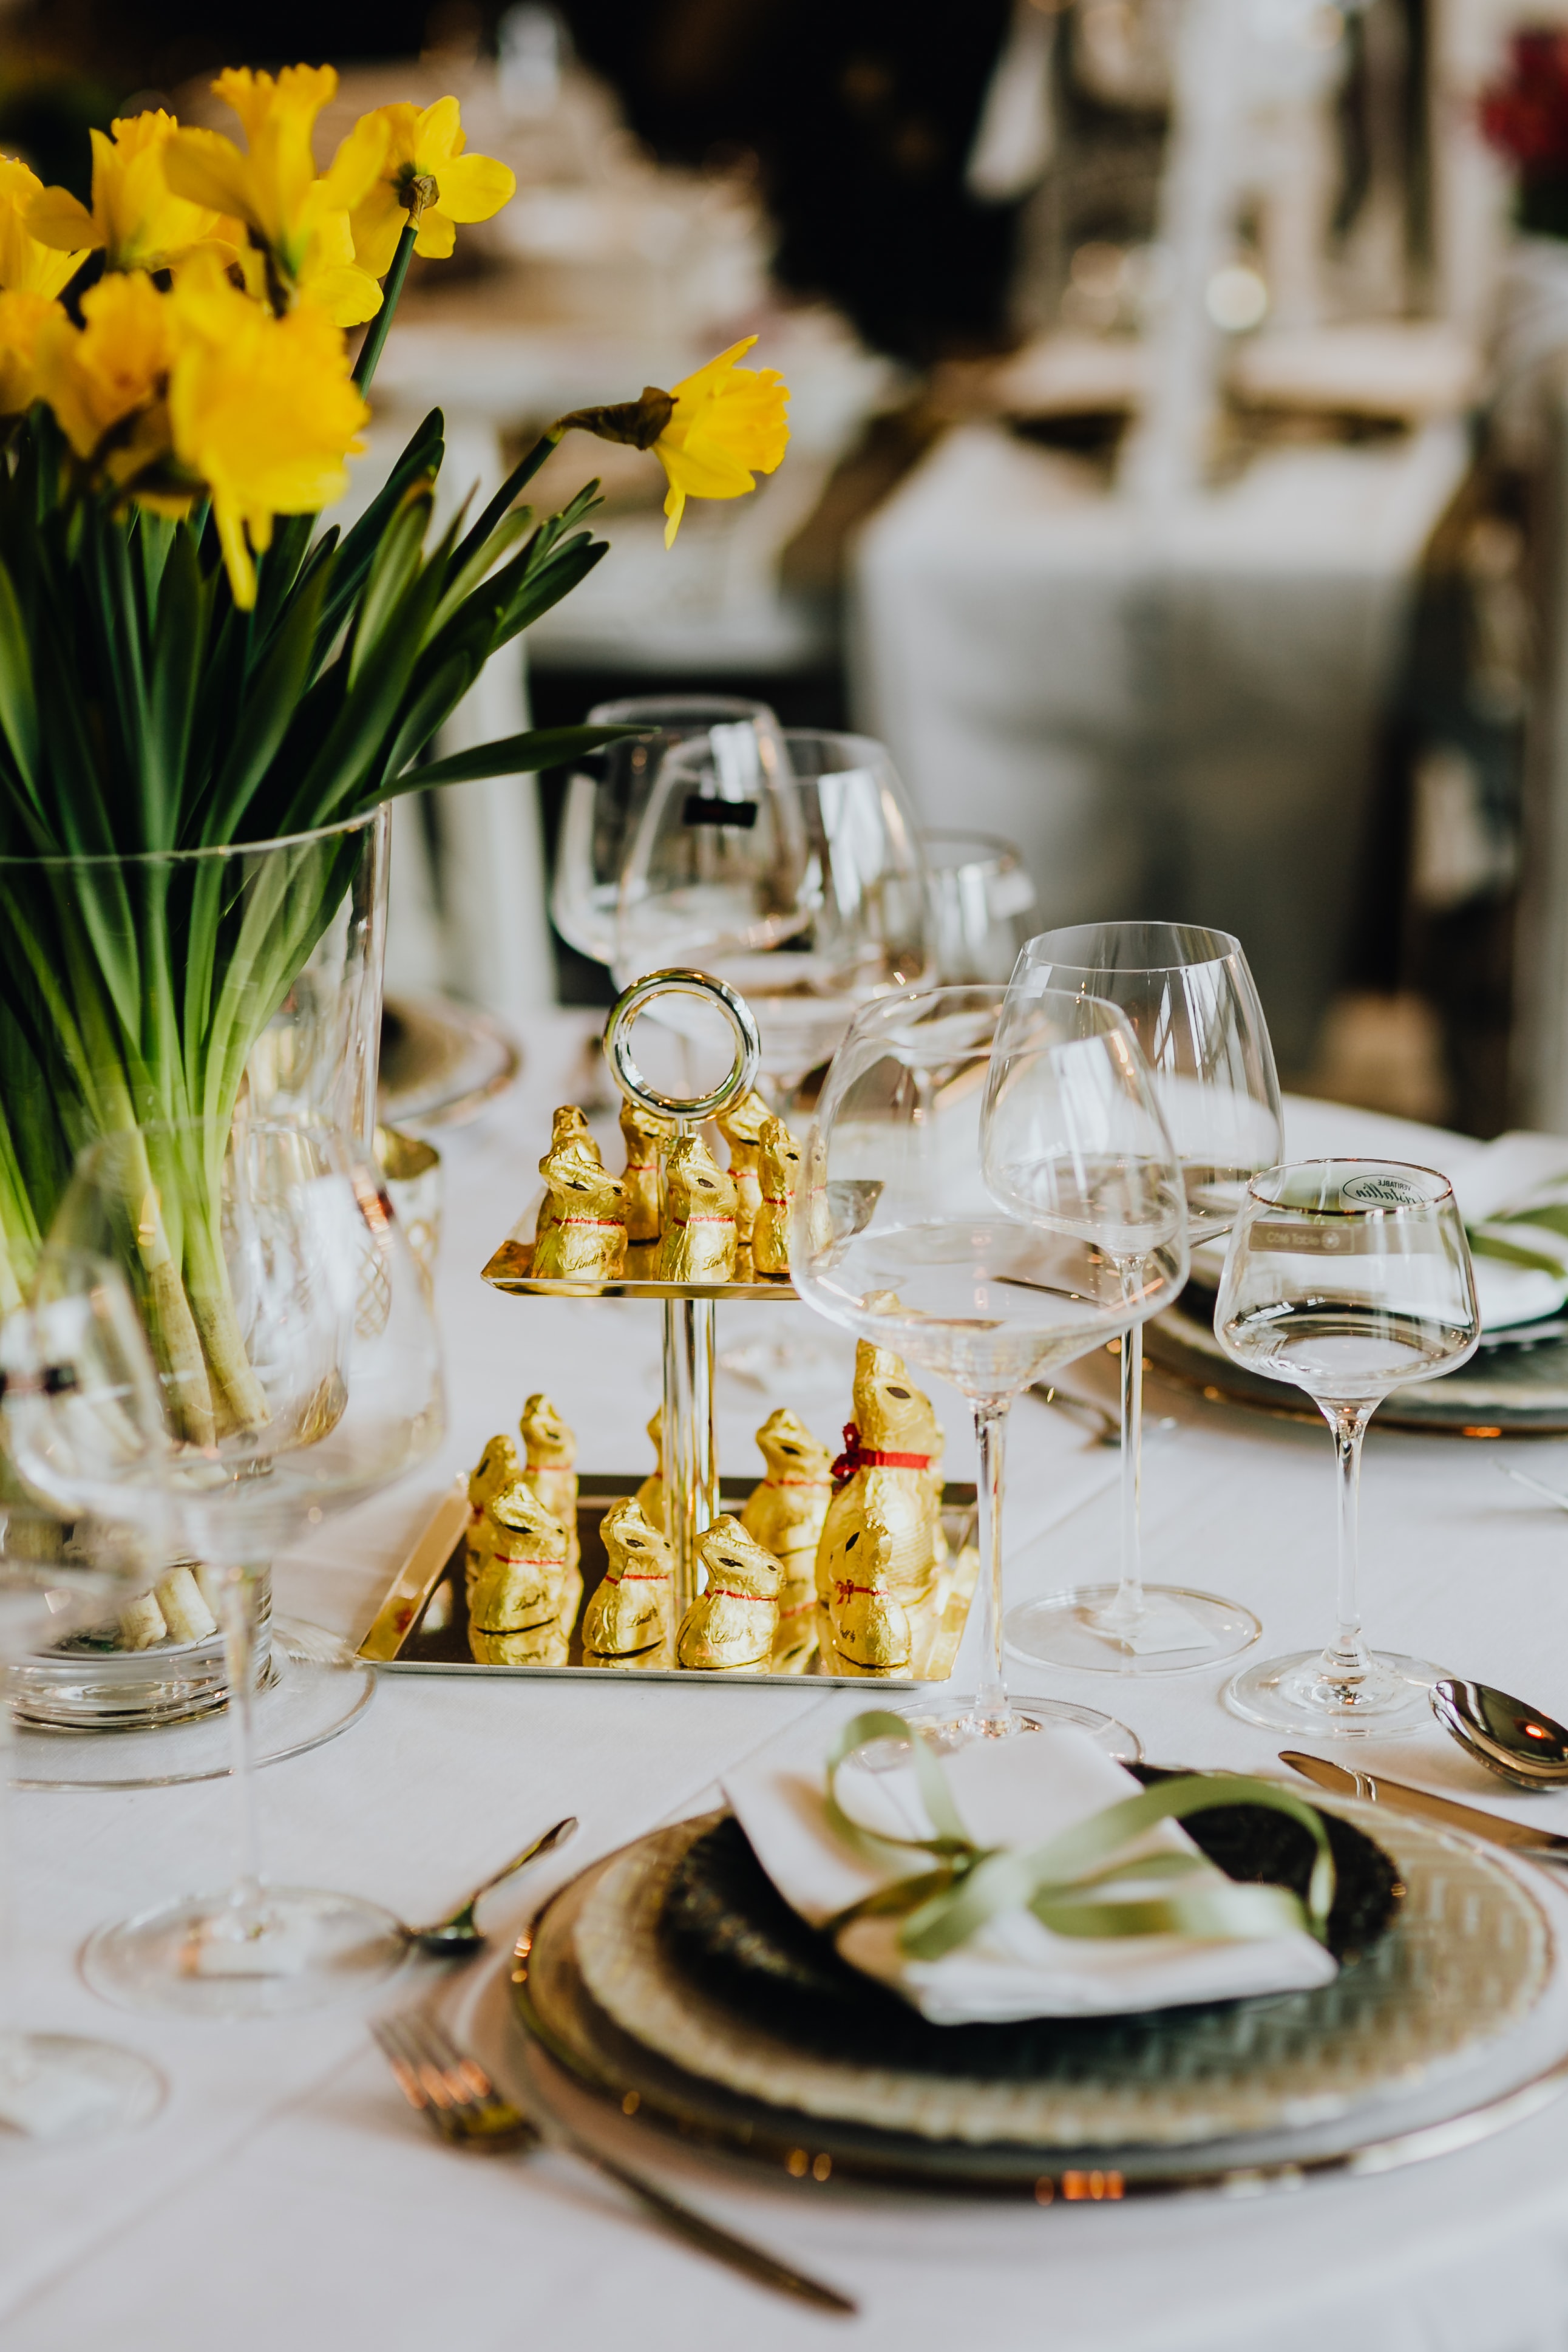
left=358, top=1478, right=979, bottom=1684
left=511, top=1801, right=1568, bottom=2195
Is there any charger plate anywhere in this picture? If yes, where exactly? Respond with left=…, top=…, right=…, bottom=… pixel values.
left=513, top=1800, right=1568, bottom=2193
left=1145, top=1284, right=1568, bottom=1436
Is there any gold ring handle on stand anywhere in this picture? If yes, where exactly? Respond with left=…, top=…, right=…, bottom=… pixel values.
left=600, top=968, right=764, bottom=1617
left=602, top=968, right=761, bottom=1126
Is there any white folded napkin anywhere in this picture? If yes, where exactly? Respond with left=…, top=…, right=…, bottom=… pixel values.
left=722, top=1716, right=1337, bottom=2027
left=1451, top=1130, right=1568, bottom=1332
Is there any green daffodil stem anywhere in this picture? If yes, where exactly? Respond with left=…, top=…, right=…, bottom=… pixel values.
left=353, top=220, right=421, bottom=396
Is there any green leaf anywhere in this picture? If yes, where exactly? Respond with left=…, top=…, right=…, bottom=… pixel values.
left=448, top=426, right=567, bottom=577
left=347, top=479, right=434, bottom=690
left=194, top=558, right=330, bottom=845
left=389, top=722, right=647, bottom=795
left=145, top=528, right=206, bottom=850
left=316, top=409, right=444, bottom=651
left=425, top=505, right=535, bottom=641
left=0, top=554, right=41, bottom=818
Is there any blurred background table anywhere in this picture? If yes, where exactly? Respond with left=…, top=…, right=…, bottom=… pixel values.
left=854, top=416, right=1470, bottom=1071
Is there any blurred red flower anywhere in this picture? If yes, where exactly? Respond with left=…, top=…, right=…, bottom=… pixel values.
left=1482, top=30, right=1568, bottom=176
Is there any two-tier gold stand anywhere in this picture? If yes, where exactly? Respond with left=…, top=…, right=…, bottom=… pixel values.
left=481, top=968, right=789, bottom=1620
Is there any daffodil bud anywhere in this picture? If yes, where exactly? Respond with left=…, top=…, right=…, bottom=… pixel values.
left=554, top=386, right=676, bottom=451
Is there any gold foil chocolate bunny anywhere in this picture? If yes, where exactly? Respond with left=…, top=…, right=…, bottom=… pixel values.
left=618, top=1098, right=670, bottom=1248
left=822, top=1517, right=912, bottom=1673
left=532, top=1106, right=602, bottom=1252
left=714, top=1087, right=774, bottom=1249
left=466, top=1433, right=522, bottom=1598
left=520, top=1393, right=581, bottom=1625
left=816, top=1341, right=945, bottom=1620
left=532, top=1148, right=627, bottom=1283
left=582, top=1497, right=675, bottom=1664
left=741, top=1409, right=833, bottom=1671
left=655, top=1132, right=737, bottom=1283
left=675, top=1517, right=781, bottom=1671
left=752, top=1115, right=801, bottom=1278
left=468, top=1479, right=569, bottom=1665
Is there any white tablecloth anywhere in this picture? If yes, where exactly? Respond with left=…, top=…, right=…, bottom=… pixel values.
left=10, top=1015, right=1568, bottom=2351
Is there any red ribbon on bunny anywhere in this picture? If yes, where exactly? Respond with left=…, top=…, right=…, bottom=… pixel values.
left=830, top=1422, right=933, bottom=1485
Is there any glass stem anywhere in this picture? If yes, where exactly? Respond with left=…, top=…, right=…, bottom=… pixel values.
left=217, top=1566, right=267, bottom=1934
left=972, top=1399, right=1010, bottom=1733
left=1110, top=1327, right=1144, bottom=1625
left=1320, top=1406, right=1374, bottom=1694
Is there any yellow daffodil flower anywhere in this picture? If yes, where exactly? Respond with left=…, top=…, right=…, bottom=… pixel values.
left=0, top=157, right=87, bottom=298
left=346, top=97, right=515, bottom=277
left=650, top=337, right=789, bottom=546
left=0, top=288, right=61, bottom=413
left=29, top=112, right=230, bottom=274
left=163, top=66, right=385, bottom=326
left=166, top=250, right=370, bottom=609
left=33, top=270, right=174, bottom=487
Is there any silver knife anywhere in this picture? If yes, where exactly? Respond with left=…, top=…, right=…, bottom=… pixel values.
left=1281, top=1750, right=1568, bottom=1861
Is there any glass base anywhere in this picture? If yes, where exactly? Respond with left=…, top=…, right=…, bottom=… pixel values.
left=1224, top=1647, right=1439, bottom=1738
left=1005, top=1586, right=1261, bottom=1677
left=891, top=1691, right=1142, bottom=1762
left=12, top=1619, right=374, bottom=1790
left=83, top=1886, right=410, bottom=2021
left=0, top=2034, right=164, bottom=2144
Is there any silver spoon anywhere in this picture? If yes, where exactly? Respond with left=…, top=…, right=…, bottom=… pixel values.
left=402, top=1816, right=578, bottom=1954
left=1493, top=1460, right=1568, bottom=1512
left=1431, top=1681, right=1568, bottom=1790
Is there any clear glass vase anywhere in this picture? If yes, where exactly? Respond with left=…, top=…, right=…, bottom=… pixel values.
left=0, top=811, right=388, bottom=1732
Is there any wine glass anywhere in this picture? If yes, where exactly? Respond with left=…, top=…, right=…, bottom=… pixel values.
left=614, top=729, right=929, bottom=1114
left=1213, top=1158, right=1479, bottom=1736
left=551, top=695, right=784, bottom=967
left=997, top=922, right=1280, bottom=1676
left=922, top=831, right=1039, bottom=984
left=0, top=1475, right=166, bottom=2138
left=791, top=983, right=1189, bottom=1753
left=1, top=1119, right=444, bottom=2017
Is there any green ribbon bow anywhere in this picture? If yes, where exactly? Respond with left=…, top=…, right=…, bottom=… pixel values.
left=1468, top=1198, right=1568, bottom=1281
left=822, top=1711, right=1337, bottom=1963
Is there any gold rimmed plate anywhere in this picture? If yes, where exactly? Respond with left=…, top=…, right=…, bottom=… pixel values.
left=510, top=1801, right=1568, bottom=2195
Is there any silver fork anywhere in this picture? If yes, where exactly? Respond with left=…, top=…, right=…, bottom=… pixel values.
left=370, top=2010, right=855, bottom=2316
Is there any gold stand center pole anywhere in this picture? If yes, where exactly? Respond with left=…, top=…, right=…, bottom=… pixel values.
left=603, top=969, right=763, bottom=1623
left=662, top=1297, right=718, bottom=1618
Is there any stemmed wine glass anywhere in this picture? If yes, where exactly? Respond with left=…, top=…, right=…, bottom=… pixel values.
left=998, top=922, right=1280, bottom=1675
left=791, top=984, right=1189, bottom=1753
left=0, top=1486, right=166, bottom=2137
left=1, top=1119, right=444, bottom=2016
left=614, top=729, right=929, bottom=1115
left=922, top=831, right=1039, bottom=985
left=1214, top=1158, right=1479, bottom=1736
left=551, top=695, right=784, bottom=968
